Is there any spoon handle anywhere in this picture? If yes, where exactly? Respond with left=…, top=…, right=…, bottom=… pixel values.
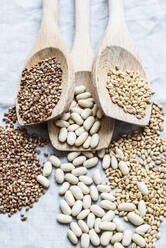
left=108, top=0, right=125, bottom=28
left=71, top=0, right=93, bottom=72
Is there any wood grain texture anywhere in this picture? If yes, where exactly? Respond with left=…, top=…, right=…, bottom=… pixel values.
left=48, top=0, right=115, bottom=151
left=16, top=0, right=75, bottom=126
left=92, top=0, right=152, bottom=126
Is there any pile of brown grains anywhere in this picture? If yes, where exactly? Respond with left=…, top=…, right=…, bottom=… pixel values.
left=17, top=57, right=63, bottom=124
left=0, top=109, right=47, bottom=219
left=106, top=66, right=153, bottom=119
left=104, top=102, right=166, bottom=247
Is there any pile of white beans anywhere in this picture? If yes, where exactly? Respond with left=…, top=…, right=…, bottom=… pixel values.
left=55, top=85, right=103, bottom=148
left=37, top=149, right=150, bottom=248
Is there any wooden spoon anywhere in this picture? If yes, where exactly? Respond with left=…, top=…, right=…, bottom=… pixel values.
left=48, top=0, right=115, bottom=151
left=16, top=0, right=74, bottom=126
left=92, top=0, right=151, bottom=126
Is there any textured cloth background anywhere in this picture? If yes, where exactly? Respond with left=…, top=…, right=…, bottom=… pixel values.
left=0, top=0, right=166, bottom=247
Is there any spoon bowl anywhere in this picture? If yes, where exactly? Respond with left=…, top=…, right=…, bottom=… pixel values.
left=16, top=0, right=74, bottom=126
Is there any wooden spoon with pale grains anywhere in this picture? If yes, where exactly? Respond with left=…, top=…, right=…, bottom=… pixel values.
left=92, top=0, right=152, bottom=126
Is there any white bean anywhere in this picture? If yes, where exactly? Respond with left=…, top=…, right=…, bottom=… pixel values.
left=67, top=132, right=76, bottom=145
left=73, top=155, right=86, bottom=166
left=67, top=151, right=81, bottom=161
left=55, top=169, right=64, bottom=184
left=70, top=222, right=82, bottom=237
left=87, top=212, right=95, bottom=229
left=127, top=212, right=144, bottom=226
left=67, top=229, right=78, bottom=245
left=82, top=151, right=94, bottom=159
left=61, top=112, right=70, bottom=121
left=110, top=155, right=118, bottom=169
left=113, top=217, right=124, bottom=232
left=114, top=242, right=124, bottom=248
left=83, top=195, right=91, bottom=209
left=138, top=200, right=146, bottom=216
left=122, top=230, right=132, bottom=246
left=136, top=224, right=150, bottom=236
left=81, top=108, right=92, bottom=120
left=83, top=157, right=98, bottom=169
left=78, top=182, right=89, bottom=195
left=75, top=132, right=88, bottom=146
left=97, top=149, right=105, bottom=159
left=76, top=91, right=91, bottom=100
left=90, top=205, right=105, bottom=217
left=55, top=120, right=69, bottom=128
left=71, top=107, right=83, bottom=115
left=72, top=167, right=87, bottom=177
left=137, top=182, right=149, bottom=195
left=102, top=210, right=115, bottom=222
left=90, top=134, right=99, bottom=148
left=78, top=99, right=94, bottom=108
left=37, top=175, right=50, bottom=188
left=72, top=200, right=83, bottom=216
left=60, top=199, right=71, bottom=215
left=90, top=121, right=101, bottom=135
left=77, top=209, right=90, bottom=220
left=75, top=85, right=86, bottom=95
left=93, top=169, right=102, bottom=185
left=49, top=155, right=61, bottom=167
left=70, top=186, right=83, bottom=200
left=94, top=218, right=101, bottom=233
left=71, top=113, right=83, bottom=125
left=102, top=154, right=111, bottom=169
left=118, top=161, right=129, bottom=175
left=101, top=231, right=113, bottom=246
left=118, top=202, right=136, bottom=211
left=79, top=176, right=93, bottom=185
left=81, top=233, right=89, bottom=248
left=65, top=173, right=78, bottom=184
left=97, top=184, right=110, bottom=193
left=83, top=136, right=91, bottom=149
left=99, top=221, right=116, bottom=231
left=59, top=182, right=70, bottom=195
left=58, top=127, right=68, bottom=142
left=101, top=192, right=115, bottom=202
left=92, top=104, right=98, bottom=116
left=111, top=232, right=123, bottom=244
left=90, top=185, right=99, bottom=201
left=78, top=220, right=89, bottom=233
left=132, top=233, right=146, bottom=247
left=100, top=200, right=116, bottom=210
left=65, top=190, right=75, bottom=207
left=57, top=214, right=72, bottom=224
left=83, top=116, right=95, bottom=131
left=89, top=229, right=100, bottom=246
left=115, top=147, right=124, bottom=159
left=68, top=124, right=79, bottom=132
left=42, top=161, right=52, bottom=177
left=70, top=100, right=77, bottom=108
left=96, top=109, right=103, bottom=119
left=75, top=126, right=85, bottom=136
left=61, top=163, right=74, bottom=172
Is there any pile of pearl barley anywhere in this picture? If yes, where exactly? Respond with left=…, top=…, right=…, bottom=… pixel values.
left=0, top=108, right=47, bottom=220
left=55, top=85, right=103, bottom=149
left=17, top=57, right=62, bottom=124
left=106, top=66, right=153, bottom=119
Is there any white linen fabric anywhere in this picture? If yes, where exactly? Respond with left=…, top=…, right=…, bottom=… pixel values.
left=0, top=0, right=166, bottom=247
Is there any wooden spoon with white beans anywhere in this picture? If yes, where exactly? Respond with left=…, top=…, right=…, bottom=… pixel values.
left=92, top=0, right=152, bottom=126
left=48, top=0, right=115, bottom=151
left=16, top=0, right=74, bottom=126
